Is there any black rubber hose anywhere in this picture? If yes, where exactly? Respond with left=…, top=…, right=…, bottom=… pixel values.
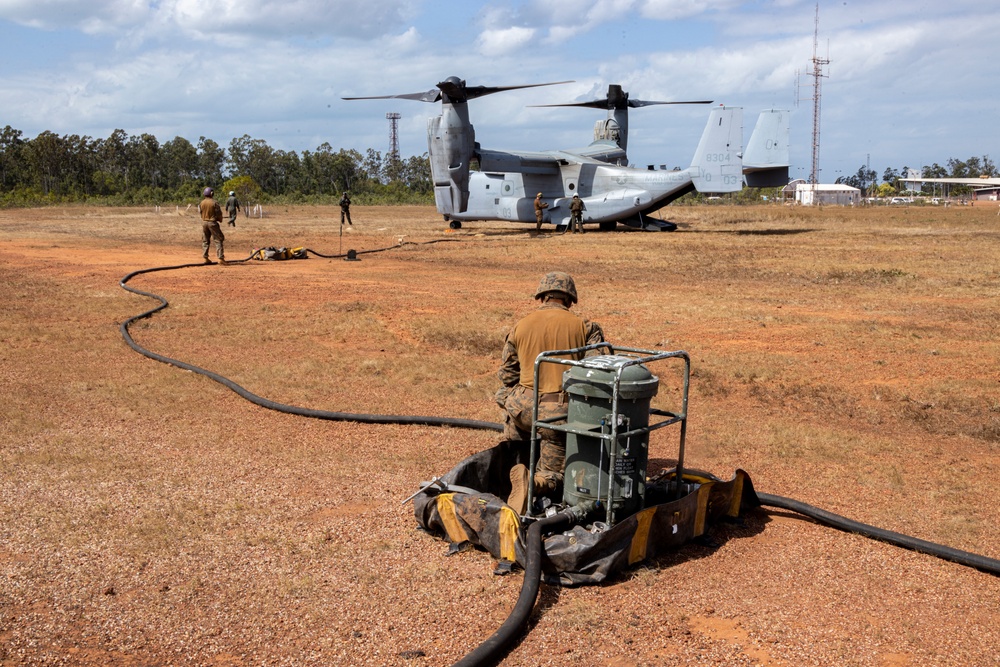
left=118, top=262, right=502, bottom=433
left=757, top=492, right=1000, bottom=576
left=452, top=512, right=575, bottom=667
left=305, top=238, right=466, bottom=259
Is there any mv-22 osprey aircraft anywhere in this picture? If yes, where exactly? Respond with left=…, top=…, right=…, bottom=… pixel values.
left=345, top=77, right=789, bottom=231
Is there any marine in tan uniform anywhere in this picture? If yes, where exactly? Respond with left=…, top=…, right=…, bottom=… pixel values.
left=199, top=187, right=226, bottom=265
left=497, top=271, right=604, bottom=513
left=533, top=192, right=548, bottom=231
left=569, top=194, right=584, bottom=233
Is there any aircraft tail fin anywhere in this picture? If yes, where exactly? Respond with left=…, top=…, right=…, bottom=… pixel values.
left=743, top=109, right=790, bottom=187
left=690, top=106, right=743, bottom=193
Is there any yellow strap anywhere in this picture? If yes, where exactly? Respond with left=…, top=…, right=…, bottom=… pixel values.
left=728, top=472, right=745, bottom=517
left=693, top=483, right=714, bottom=537
left=498, top=507, right=520, bottom=562
left=436, top=494, right=471, bottom=544
left=628, top=506, right=657, bottom=564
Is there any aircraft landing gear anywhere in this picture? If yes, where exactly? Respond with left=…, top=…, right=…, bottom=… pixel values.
left=599, top=221, right=617, bottom=232
left=449, top=219, right=462, bottom=230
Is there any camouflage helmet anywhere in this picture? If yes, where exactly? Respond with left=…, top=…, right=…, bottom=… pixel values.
left=534, top=271, right=578, bottom=304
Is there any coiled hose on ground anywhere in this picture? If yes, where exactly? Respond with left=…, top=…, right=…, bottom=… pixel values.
left=118, top=246, right=502, bottom=433
left=117, top=254, right=1000, bottom=667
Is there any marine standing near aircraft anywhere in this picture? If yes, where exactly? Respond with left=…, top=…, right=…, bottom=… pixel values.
left=345, top=77, right=789, bottom=231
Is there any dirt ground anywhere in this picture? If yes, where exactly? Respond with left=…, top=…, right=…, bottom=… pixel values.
left=1, top=203, right=998, bottom=666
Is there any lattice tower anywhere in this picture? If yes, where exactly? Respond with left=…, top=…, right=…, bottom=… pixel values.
left=386, top=112, right=401, bottom=161
left=807, top=3, right=829, bottom=185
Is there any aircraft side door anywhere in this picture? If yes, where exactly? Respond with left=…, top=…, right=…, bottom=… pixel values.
left=499, top=179, right=520, bottom=220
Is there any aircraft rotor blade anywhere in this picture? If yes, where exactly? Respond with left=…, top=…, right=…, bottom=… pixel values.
left=529, top=101, right=612, bottom=110
left=629, top=99, right=713, bottom=107
left=531, top=99, right=713, bottom=109
left=342, top=90, right=442, bottom=103
left=458, top=80, right=575, bottom=102
left=344, top=78, right=573, bottom=104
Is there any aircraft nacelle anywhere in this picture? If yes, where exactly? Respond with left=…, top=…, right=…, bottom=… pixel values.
left=427, top=103, right=475, bottom=215
left=594, top=118, right=621, bottom=145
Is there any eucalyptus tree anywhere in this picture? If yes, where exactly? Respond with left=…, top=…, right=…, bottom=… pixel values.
left=197, top=137, right=226, bottom=186
left=161, top=136, right=200, bottom=193
left=0, top=125, right=25, bottom=190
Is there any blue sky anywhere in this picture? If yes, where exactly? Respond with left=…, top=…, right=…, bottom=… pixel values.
left=1, top=0, right=997, bottom=182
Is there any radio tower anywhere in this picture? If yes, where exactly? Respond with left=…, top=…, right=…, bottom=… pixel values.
left=386, top=112, right=401, bottom=161
left=807, top=3, right=829, bottom=185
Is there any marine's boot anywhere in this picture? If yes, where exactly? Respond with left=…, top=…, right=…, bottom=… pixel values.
left=508, top=464, right=529, bottom=515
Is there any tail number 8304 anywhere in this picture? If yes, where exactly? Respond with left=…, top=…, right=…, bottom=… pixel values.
left=703, top=152, right=731, bottom=163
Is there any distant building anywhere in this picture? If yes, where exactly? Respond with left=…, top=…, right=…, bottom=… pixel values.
left=782, top=180, right=861, bottom=206
left=899, top=172, right=1000, bottom=201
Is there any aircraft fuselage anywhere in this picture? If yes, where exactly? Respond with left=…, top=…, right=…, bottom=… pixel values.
left=448, top=155, right=703, bottom=226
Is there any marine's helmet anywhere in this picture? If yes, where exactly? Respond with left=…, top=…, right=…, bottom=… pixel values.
left=536, top=192, right=543, bottom=198
left=534, top=271, right=577, bottom=304
left=203, top=187, right=214, bottom=197
left=229, top=191, right=235, bottom=196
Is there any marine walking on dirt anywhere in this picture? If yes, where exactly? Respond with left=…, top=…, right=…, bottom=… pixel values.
left=199, top=187, right=226, bottom=265
left=497, top=271, right=604, bottom=514
left=225, top=191, right=240, bottom=227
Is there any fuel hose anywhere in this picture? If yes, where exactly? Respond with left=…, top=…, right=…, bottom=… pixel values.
left=756, top=492, right=1000, bottom=575
left=118, top=254, right=502, bottom=433
left=117, top=256, right=1000, bottom=667
left=451, top=511, right=575, bottom=667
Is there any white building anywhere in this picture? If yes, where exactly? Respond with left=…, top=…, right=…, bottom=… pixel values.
left=782, top=180, right=861, bottom=206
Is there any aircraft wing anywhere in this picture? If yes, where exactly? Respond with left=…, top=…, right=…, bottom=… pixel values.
left=478, top=145, right=620, bottom=173
left=555, top=141, right=628, bottom=165
left=478, top=148, right=564, bottom=175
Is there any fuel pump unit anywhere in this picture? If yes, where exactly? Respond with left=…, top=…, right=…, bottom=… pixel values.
left=527, top=345, right=691, bottom=526
left=561, top=354, right=659, bottom=521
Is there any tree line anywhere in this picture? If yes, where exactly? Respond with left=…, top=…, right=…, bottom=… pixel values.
left=0, top=125, right=433, bottom=207
left=835, top=155, right=996, bottom=197
left=2, top=123, right=992, bottom=207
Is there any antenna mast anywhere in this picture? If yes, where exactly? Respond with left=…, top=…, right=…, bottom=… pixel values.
left=807, top=3, right=829, bottom=185
left=386, top=112, right=402, bottom=161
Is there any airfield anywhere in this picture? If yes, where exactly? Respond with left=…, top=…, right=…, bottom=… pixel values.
left=2, top=203, right=999, bottom=666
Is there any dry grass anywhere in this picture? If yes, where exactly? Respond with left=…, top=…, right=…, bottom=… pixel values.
left=1, top=203, right=999, bottom=666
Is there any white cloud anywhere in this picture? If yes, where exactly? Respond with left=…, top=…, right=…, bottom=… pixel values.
left=161, top=0, right=421, bottom=40
left=540, top=0, right=634, bottom=42
left=477, top=26, right=536, bottom=57
left=638, top=0, right=740, bottom=20
left=0, top=0, right=421, bottom=41
left=0, top=0, right=151, bottom=32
